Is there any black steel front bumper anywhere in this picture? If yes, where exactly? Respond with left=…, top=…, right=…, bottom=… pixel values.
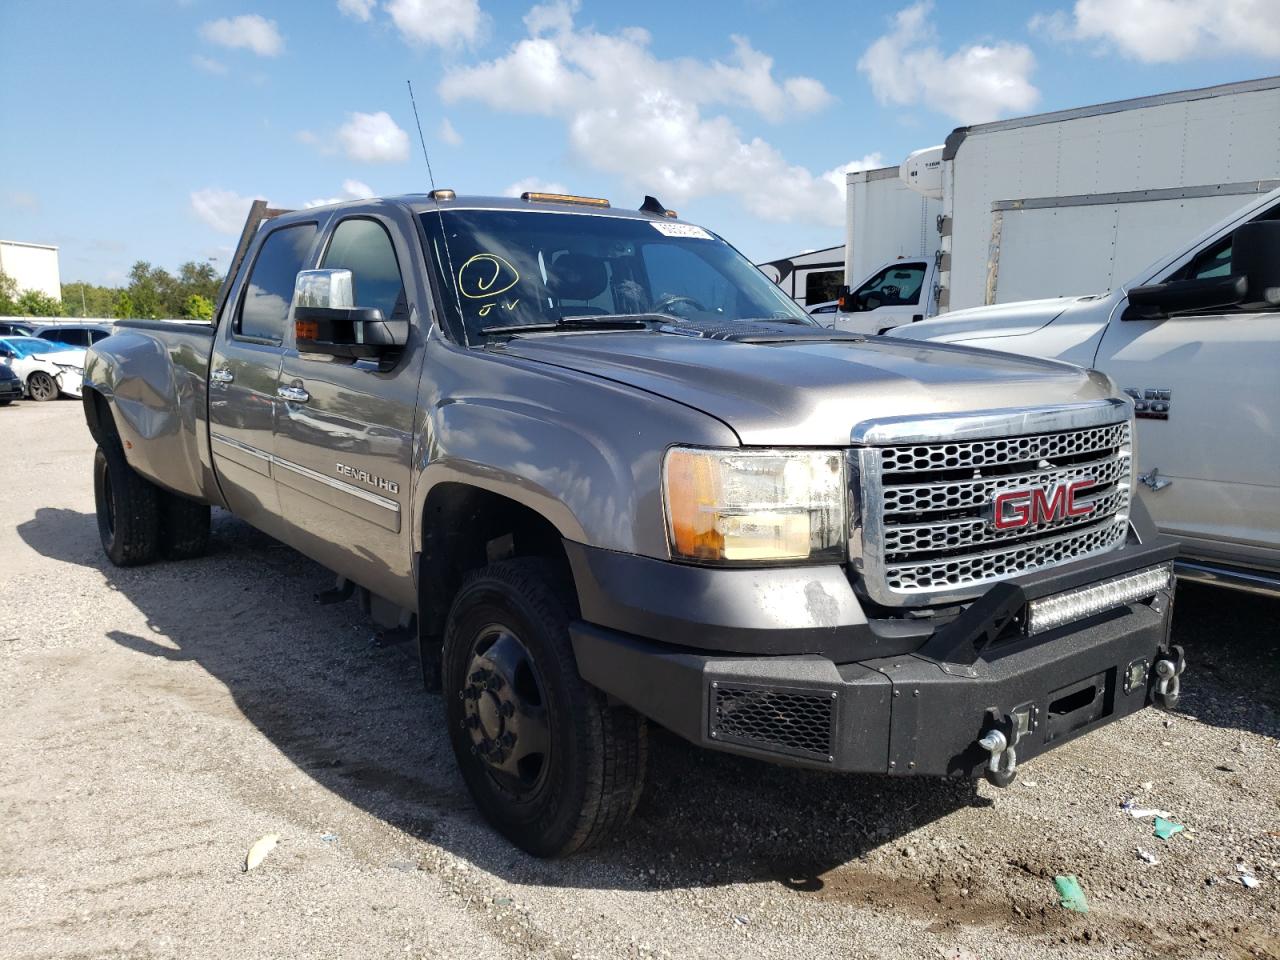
left=568, top=538, right=1180, bottom=779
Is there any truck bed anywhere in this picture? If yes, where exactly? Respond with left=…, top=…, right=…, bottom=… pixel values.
left=85, top=321, right=218, bottom=504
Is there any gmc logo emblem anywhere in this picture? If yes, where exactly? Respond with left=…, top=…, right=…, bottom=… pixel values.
left=991, top=479, right=1096, bottom=530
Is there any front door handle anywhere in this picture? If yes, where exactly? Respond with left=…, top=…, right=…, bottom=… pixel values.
left=211, top=368, right=234, bottom=383
left=277, top=385, right=310, bottom=403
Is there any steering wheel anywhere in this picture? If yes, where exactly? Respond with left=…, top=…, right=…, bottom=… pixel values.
left=652, top=293, right=708, bottom=316
left=880, top=284, right=901, bottom=301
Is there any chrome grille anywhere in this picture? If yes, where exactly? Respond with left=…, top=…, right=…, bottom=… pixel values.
left=852, top=404, right=1133, bottom=607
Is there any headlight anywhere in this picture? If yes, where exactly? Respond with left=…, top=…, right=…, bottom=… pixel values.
left=663, top=447, right=846, bottom=563
left=56, top=363, right=84, bottom=375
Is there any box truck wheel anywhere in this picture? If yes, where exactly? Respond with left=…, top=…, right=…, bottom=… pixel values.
left=93, top=442, right=161, bottom=567
left=443, top=557, right=647, bottom=857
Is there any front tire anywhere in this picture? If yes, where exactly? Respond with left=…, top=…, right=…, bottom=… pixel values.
left=443, top=558, right=646, bottom=857
left=94, top=442, right=161, bottom=566
left=27, top=371, right=58, bottom=401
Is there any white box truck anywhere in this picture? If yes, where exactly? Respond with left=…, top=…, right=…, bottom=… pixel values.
left=836, top=75, right=1280, bottom=334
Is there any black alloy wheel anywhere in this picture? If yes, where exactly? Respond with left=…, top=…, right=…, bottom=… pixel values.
left=27, top=371, right=58, bottom=401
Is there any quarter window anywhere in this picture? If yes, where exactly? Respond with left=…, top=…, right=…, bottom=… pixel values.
left=238, top=223, right=318, bottom=340
left=322, top=218, right=408, bottom=321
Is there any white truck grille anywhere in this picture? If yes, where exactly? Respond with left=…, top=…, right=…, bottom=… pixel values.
left=851, top=404, right=1133, bottom=607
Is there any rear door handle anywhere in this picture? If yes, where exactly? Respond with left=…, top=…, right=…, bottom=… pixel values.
left=211, top=368, right=234, bottom=383
left=277, top=385, right=310, bottom=403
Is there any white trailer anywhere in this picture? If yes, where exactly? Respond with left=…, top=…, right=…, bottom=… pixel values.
left=838, top=75, right=1280, bottom=330
left=756, top=244, right=845, bottom=308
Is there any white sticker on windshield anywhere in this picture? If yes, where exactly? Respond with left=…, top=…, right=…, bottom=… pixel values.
left=649, top=221, right=713, bottom=240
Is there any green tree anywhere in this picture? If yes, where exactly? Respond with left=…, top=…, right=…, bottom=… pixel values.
left=126, top=261, right=166, bottom=318
left=61, top=281, right=117, bottom=318
left=0, top=271, right=18, bottom=315
left=113, top=291, right=136, bottom=320
left=183, top=294, right=214, bottom=321
left=16, top=289, right=62, bottom=316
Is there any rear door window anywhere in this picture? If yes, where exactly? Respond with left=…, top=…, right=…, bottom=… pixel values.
left=237, top=223, right=318, bottom=341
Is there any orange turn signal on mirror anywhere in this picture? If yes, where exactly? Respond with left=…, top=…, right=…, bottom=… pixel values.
left=296, top=320, right=319, bottom=341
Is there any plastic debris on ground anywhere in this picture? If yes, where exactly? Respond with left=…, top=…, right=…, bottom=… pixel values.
left=1235, top=864, right=1261, bottom=889
left=1136, top=847, right=1160, bottom=865
left=320, top=833, right=339, bottom=843
left=244, top=834, right=280, bottom=872
left=1053, top=875, right=1089, bottom=913
left=1152, top=817, right=1184, bottom=840
left=1121, top=797, right=1172, bottom=819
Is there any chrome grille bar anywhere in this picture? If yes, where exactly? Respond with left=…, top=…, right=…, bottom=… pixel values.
left=851, top=403, right=1134, bottom=607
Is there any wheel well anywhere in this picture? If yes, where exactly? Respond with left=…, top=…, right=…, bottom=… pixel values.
left=82, top=387, right=118, bottom=447
left=419, top=484, right=575, bottom=638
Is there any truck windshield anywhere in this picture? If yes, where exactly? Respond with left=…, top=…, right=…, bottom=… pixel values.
left=419, top=209, right=814, bottom=343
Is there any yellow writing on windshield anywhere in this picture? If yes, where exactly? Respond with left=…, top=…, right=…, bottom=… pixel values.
left=458, top=254, right=520, bottom=300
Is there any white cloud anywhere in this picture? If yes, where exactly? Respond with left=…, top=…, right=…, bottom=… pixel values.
left=192, top=54, right=227, bottom=74
left=338, top=0, right=376, bottom=22
left=1031, top=0, right=1280, bottom=62
left=386, top=0, right=483, bottom=47
left=439, top=117, right=463, bottom=146
left=337, top=111, right=410, bottom=163
left=304, top=179, right=377, bottom=209
left=858, top=1, right=1038, bottom=124
left=503, top=177, right=570, bottom=197
left=6, top=191, right=40, bottom=212
left=190, top=188, right=266, bottom=234
left=439, top=2, right=852, bottom=225
left=199, top=14, right=284, bottom=57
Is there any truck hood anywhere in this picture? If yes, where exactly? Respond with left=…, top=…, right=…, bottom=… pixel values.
left=498, top=330, right=1114, bottom=446
left=889, top=296, right=1092, bottom=344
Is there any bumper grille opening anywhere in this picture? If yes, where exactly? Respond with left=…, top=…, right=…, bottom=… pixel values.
left=709, top=683, right=835, bottom=762
left=854, top=413, right=1133, bottom=607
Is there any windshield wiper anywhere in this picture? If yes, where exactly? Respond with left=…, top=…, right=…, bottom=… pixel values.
left=479, top=314, right=667, bottom=336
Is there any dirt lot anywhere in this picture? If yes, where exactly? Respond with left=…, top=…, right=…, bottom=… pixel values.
left=2, top=400, right=1278, bottom=960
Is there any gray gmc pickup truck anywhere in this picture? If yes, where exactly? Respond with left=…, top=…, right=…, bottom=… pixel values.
left=83, top=191, right=1184, bottom=857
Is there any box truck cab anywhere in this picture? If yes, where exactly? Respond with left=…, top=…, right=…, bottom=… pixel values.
left=893, top=187, right=1280, bottom=596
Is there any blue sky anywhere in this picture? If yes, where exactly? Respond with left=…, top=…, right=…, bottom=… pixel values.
left=1, top=0, right=1277, bottom=285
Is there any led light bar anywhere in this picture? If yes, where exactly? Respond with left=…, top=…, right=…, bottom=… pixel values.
left=520, top=191, right=610, bottom=208
left=1026, top=564, right=1172, bottom=634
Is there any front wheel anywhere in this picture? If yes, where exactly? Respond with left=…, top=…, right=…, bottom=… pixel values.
left=443, top=558, right=646, bottom=857
left=94, top=442, right=161, bottom=566
left=27, top=371, right=59, bottom=401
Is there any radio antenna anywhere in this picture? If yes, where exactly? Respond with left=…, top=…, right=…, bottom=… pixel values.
left=407, top=79, right=466, bottom=338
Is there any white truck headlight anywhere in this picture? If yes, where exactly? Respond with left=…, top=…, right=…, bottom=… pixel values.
left=663, top=447, right=845, bottom=563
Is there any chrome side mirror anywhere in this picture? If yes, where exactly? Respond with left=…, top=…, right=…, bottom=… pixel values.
left=292, top=269, right=355, bottom=311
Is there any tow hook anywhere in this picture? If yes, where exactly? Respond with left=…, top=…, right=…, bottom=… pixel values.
left=978, top=728, right=1017, bottom=788
left=1153, top=644, right=1185, bottom=712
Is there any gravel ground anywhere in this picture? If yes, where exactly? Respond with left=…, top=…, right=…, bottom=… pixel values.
left=2, top=400, right=1277, bottom=960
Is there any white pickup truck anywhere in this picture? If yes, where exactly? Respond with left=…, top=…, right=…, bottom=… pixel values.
left=893, top=187, right=1280, bottom=596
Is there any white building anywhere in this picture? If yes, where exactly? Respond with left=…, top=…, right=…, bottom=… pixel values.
left=0, top=240, right=61, bottom=300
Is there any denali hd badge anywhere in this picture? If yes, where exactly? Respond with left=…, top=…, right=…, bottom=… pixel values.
left=990, top=479, right=1095, bottom=531
left=336, top=462, right=399, bottom=495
